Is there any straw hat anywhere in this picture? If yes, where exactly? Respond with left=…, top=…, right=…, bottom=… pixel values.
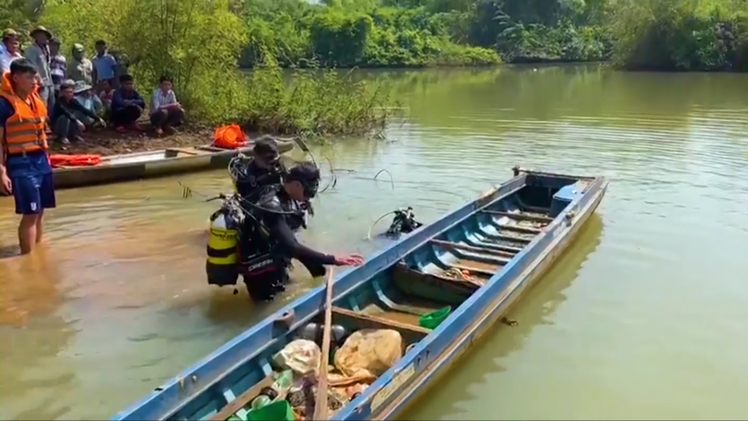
left=29, top=26, right=52, bottom=39
left=2, top=28, right=18, bottom=40
left=73, top=80, right=93, bottom=94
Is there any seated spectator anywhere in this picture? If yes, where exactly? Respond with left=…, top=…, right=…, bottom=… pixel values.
left=98, top=79, right=114, bottom=110
left=72, top=81, right=104, bottom=126
left=52, top=81, right=106, bottom=144
left=150, top=76, right=184, bottom=135
left=110, top=74, right=145, bottom=133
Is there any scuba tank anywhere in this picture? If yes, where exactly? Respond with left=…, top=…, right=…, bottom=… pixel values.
left=387, top=207, right=423, bottom=236
left=206, top=195, right=244, bottom=287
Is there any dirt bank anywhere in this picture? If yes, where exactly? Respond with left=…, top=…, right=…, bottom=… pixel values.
left=47, top=125, right=216, bottom=156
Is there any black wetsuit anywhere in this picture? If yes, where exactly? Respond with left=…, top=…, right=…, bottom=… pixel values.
left=240, top=186, right=334, bottom=301
left=235, top=159, right=283, bottom=204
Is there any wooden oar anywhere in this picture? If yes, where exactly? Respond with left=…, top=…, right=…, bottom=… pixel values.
left=313, top=267, right=335, bottom=421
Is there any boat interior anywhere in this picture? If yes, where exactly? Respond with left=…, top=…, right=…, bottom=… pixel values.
left=187, top=175, right=594, bottom=421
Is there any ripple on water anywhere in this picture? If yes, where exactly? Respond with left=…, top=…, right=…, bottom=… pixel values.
left=2, top=67, right=748, bottom=420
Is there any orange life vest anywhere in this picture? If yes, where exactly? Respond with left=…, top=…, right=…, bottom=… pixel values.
left=213, top=124, right=247, bottom=149
left=0, top=72, right=48, bottom=155
left=49, top=154, right=102, bottom=168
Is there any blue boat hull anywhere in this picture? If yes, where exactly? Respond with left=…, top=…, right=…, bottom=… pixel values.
left=112, top=167, right=607, bottom=421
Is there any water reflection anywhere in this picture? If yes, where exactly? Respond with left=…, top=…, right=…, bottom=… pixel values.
left=0, top=65, right=747, bottom=419
left=400, top=214, right=604, bottom=420
left=0, top=248, right=78, bottom=420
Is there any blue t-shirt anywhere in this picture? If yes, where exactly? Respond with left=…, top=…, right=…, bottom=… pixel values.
left=0, top=97, right=52, bottom=177
left=92, top=53, right=117, bottom=82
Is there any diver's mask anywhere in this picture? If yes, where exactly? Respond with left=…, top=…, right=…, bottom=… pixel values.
left=258, top=153, right=281, bottom=170
left=302, top=178, right=319, bottom=199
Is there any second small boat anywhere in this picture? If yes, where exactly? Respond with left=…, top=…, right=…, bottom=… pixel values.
left=51, top=141, right=295, bottom=190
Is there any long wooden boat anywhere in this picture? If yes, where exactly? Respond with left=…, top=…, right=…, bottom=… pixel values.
left=51, top=141, right=294, bottom=190
left=112, top=167, right=607, bottom=421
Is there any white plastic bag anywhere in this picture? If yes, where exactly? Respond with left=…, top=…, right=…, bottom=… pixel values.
left=272, top=339, right=321, bottom=375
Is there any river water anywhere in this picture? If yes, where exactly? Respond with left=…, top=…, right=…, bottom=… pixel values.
left=1, top=65, right=747, bottom=420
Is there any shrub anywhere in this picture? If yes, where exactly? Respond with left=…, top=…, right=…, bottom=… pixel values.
left=40, top=0, right=391, bottom=136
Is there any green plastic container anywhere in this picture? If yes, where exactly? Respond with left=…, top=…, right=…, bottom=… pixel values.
left=418, top=306, right=451, bottom=329
left=246, top=400, right=295, bottom=421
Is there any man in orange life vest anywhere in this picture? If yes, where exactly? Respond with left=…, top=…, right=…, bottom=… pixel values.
left=0, top=59, right=56, bottom=255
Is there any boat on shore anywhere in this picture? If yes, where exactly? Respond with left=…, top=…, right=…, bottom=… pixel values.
left=51, top=141, right=295, bottom=190
left=112, top=167, right=608, bottom=421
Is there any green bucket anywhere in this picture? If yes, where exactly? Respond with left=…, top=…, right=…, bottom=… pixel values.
left=246, top=400, right=295, bottom=421
left=418, top=306, right=451, bottom=329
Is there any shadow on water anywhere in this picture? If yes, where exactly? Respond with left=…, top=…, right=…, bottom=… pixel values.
left=399, top=213, right=604, bottom=420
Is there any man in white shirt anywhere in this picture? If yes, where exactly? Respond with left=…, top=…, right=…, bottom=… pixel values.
left=0, top=29, right=22, bottom=74
left=149, top=75, right=185, bottom=135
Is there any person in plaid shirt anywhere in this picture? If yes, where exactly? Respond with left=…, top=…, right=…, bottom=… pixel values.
left=49, top=37, right=67, bottom=92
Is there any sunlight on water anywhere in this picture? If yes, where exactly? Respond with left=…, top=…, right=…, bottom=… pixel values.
left=1, top=65, right=748, bottom=420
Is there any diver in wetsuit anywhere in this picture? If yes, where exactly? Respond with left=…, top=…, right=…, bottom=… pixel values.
left=239, top=162, right=363, bottom=302
left=234, top=136, right=285, bottom=203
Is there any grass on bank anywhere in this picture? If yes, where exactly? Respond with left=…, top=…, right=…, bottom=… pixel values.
left=38, top=0, right=392, bottom=137
left=608, top=0, right=748, bottom=71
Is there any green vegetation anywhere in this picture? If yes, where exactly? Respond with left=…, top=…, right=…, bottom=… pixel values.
left=237, top=0, right=748, bottom=71
left=34, top=0, right=391, bottom=136
left=608, top=0, right=748, bottom=71
left=0, top=0, right=744, bottom=140
left=238, top=0, right=610, bottom=67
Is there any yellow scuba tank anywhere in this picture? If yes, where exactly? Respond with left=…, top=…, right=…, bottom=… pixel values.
left=206, top=203, right=241, bottom=287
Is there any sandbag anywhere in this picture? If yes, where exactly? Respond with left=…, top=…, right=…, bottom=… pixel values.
left=333, top=329, right=403, bottom=378
left=272, top=339, right=321, bottom=375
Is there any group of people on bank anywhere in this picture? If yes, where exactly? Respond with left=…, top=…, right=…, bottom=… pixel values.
left=1, top=30, right=362, bottom=300
left=1, top=26, right=186, bottom=145
left=0, top=25, right=189, bottom=257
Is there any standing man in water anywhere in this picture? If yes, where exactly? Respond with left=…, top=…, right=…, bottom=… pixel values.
left=0, top=59, right=56, bottom=255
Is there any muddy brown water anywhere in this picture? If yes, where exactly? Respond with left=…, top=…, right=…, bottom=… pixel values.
left=1, top=65, right=748, bottom=420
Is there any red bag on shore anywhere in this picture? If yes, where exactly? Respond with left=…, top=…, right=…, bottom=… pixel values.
left=49, top=154, right=102, bottom=168
left=213, top=124, right=247, bottom=149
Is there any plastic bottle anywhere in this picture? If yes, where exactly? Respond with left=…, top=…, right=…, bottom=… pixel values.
left=271, top=369, right=294, bottom=395
left=249, top=394, right=272, bottom=410
left=249, top=370, right=294, bottom=410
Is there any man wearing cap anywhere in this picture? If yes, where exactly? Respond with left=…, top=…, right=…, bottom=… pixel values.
left=72, top=80, right=104, bottom=126
left=0, top=29, right=22, bottom=74
left=238, top=162, right=364, bottom=302
left=235, top=136, right=284, bottom=203
left=67, top=43, right=93, bottom=85
left=23, top=26, right=54, bottom=116
left=52, top=80, right=105, bottom=144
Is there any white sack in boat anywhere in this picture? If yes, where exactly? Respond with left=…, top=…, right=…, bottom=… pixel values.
left=273, top=339, right=321, bottom=375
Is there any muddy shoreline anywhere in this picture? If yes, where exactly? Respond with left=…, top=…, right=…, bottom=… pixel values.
left=47, top=126, right=216, bottom=156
